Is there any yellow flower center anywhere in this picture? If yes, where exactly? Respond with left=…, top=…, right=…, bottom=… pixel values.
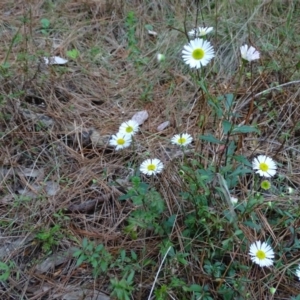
left=256, top=250, right=266, bottom=260
left=192, top=48, right=205, bottom=60
left=259, top=162, right=269, bottom=172
left=178, top=137, right=186, bottom=145
left=125, top=126, right=133, bottom=133
left=117, top=138, right=125, bottom=145
left=147, top=164, right=156, bottom=171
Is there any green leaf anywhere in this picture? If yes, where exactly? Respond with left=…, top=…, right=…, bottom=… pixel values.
left=127, top=270, right=135, bottom=283
left=66, top=49, right=80, bottom=60
left=130, top=250, right=137, bottom=261
left=0, top=262, right=10, bottom=281
left=208, top=98, right=222, bottom=117
left=86, top=243, right=94, bottom=252
left=188, top=284, right=202, bottom=292
left=132, top=195, right=144, bottom=206
left=232, top=125, right=259, bottom=134
left=226, top=141, right=236, bottom=157
left=95, top=244, right=104, bottom=252
left=72, top=249, right=82, bottom=257
left=145, top=24, right=153, bottom=31
left=230, top=166, right=251, bottom=178
left=40, top=18, right=50, bottom=29
left=1, top=62, right=10, bottom=69
left=119, top=193, right=131, bottom=201
left=243, top=221, right=261, bottom=230
left=198, top=79, right=208, bottom=94
left=224, top=93, right=234, bottom=110
left=76, top=255, right=86, bottom=266
left=222, top=120, right=232, bottom=135
left=82, top=237, right=88, bottom=248
left=100, top=260, right=108, bottom=271
left=200, top=134, right=223, bottom=144
left=233, top=155, right=252, bottom=167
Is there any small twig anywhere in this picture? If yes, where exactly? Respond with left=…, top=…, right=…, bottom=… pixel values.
left=234, top=79, right=300, bottom=112
left=147, top=246, right=171, bottom=300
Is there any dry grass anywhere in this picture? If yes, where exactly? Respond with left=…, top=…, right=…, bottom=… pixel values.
left=1, top=0, right=300, bottom=299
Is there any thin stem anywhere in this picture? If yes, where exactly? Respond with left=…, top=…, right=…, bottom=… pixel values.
left=147, top=246, right=172, bottom=300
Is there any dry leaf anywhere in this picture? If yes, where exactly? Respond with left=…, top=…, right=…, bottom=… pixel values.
left=17, top=167, right=44, bottom=178
left=0, top=233, right=34, bottom=258
left=18, top=181, right=60, bottom=197
left=20, top=108, right=55, bottom=128
left=157, top=121, right=170, bottom=131
left=131, top=110, right=149, bottom=125
left=45, top=181, right=60, bottom=196
left=35, top=248, right=77, bottom=273
left=90, top=130, right=110, bottom=147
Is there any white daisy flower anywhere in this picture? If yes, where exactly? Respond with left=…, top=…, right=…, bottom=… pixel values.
left=295, top=265, right=300, bottom=280
left=119, top=120, right=139, bottom=136
left=230, top=196, right=238, bottom=205
left=171, top=133, right=193, bottom=146
left=109, top=132, right=132, bottom=150
left=188, top=27, right=213, bottom=37
left=182, top=38, right=215, bottom=69
left=252, top=155, right=277, bottom=178
left=198, top=26, right=213, bottom=36
left=249, top=241, right=274, bottom=267
left=240, top=45, right=260, bottom=62
left=188, top=28, right=198, bottom=37
left=140, top=158, right=164, bottom=176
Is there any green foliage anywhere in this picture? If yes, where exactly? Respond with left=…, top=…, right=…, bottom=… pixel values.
left=40, top=18, right=51, bottom=35
left=119, top=176, right=166, bottom=238
left=110, top=249, right=152, bottom=274
left=53, top=209, right=70, bottom=222
left=125, top=11, right=139, bottom=57
left=66, top=49, right=80, bottom=60
left=154, top=284, right=168, bottom=300
left=73, top=238, right=112, bottom=278
left=36, top=225, right=62, bottom=253
left=183, top=284, right=213, bottom=300
left=0, top=261, right=14, bottom=281
left=110, top=270, right=135, bottom=300
left=13, top=194, right=32, bottom=207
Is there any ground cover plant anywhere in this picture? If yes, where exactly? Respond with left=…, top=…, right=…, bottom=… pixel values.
left=1, top=0, right=300, bottom=299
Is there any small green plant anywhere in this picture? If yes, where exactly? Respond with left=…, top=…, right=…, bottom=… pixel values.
left=40, top=18, right=51, bottom=35
left=125, top=11, right=139, bottom=57
left=110, top=270, right=135, bottom=300
left=36, top=225, right=62, bottom=253
left=0, top=261, right=14, bottom=281
left=53, top=209, right=70, bottom=222
left=119, top=176, right=166, bottom=238
left=73, top=238, right=112, bottom=278
left=66, top=49, right=80, bottom=60
left=183, top=284, right=213, bottom=300
left=13, top=194, right=32, bottom=207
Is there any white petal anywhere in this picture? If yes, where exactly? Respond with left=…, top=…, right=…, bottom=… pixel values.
left=43, top=56, right=68, bottom=65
